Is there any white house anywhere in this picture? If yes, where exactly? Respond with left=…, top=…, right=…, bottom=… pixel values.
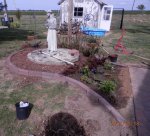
left=58, top=0, right=113, bottom=31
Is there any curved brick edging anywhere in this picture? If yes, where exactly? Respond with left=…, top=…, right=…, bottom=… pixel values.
left=5, top=52, right=126, bottom=122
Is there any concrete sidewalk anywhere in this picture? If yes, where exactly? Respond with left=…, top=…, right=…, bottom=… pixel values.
left=130, top=67, right=150, bottom=136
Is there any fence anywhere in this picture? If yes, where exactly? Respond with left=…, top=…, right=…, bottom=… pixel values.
left=111, top=8, right=125, bottom=30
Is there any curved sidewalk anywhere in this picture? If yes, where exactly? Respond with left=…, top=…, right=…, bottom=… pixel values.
left=5, top=52, right=125, bottom=123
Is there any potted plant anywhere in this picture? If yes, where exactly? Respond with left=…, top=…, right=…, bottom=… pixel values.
left=109, top=54, right=118, bottom=62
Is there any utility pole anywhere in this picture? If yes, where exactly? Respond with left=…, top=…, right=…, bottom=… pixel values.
left=3, top=0, right=8, bottom=13
left=132, top=0, right=135, bottom=11
left=68, top=0, right=73, bottom=46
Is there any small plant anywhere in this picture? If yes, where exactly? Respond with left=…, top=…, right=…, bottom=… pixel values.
left=81, top=44, right=98, bottom=57
left=10, top=22, right=20, bottom=28
left=80, top=75, right=92, bottom=84
left=99, top=80, right=117, bottom=94
left=86, top=37, right=97, bottom=43
left=104, top=62, right=112, bottom=70
left=82, top=48, right=91, bottom=57
left=81, top=66, right=90, bottom=77
left=91, top=67, right=97, bottom=74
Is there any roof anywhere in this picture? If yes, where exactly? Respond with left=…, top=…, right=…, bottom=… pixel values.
left=58, top=0, right=106, bottom=6
left=58, top=0, right=65, bottom=5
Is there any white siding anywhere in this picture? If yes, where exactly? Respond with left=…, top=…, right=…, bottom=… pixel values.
left=60, top=0, right=101, bottom=28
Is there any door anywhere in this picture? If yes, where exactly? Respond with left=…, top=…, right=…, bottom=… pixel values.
left=99, top=5, right=113, bottom=31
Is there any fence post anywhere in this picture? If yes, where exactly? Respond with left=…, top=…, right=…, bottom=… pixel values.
left=120, top=9, right=124, bottom=29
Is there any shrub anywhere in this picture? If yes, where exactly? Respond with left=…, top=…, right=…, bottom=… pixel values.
left=80, top=66, right=90, bottom=77
left=81, top=44, right=98, bottom=57
left=10, top=22, right=20, bottom=28
left=81, top=47, right=91, bottom=57
left=86, top=37, right=97, bottom=43
left=80, top=75, right=92, bottom=84
left=99, top=80, right=117, bottom=93
left=104, top=62, right=112, bottom=70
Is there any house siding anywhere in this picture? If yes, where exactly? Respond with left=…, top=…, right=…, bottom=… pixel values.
left=60, top=0, right=101, bottom=28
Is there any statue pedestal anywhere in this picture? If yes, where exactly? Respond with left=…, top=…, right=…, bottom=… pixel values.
left=27, top=48, right=79, bottom=65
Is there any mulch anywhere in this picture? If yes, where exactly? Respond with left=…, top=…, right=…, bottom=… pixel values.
left=10, top=48, right=88, bottom=74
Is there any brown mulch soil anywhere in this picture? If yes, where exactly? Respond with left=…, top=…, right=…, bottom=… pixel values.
left=116, top=67, right=132, bottom=108
left=11, top=48, right=88, bottom=74
left=68, top=66, right=132, bottom=109
left=41, top=112, right=86, bottom=136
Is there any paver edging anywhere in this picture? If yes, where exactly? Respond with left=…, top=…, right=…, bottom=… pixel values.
left=5, top=52, right=126, bottom=123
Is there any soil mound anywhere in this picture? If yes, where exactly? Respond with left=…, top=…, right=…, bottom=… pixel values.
left=44, top=112, right=86, bottom=136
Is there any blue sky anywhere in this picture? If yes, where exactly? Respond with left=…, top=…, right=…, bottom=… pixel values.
left=2, top=0, right=150, bottom=10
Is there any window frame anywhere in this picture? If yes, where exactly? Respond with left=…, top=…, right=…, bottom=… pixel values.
left=74, top=7, right=84, bottom=17
left=103, top=7, right=111, bottom=21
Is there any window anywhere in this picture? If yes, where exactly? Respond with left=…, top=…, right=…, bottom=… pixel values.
left=103, top=7, right=111, bottom=21
left=74, top=7, right=83, bottom=17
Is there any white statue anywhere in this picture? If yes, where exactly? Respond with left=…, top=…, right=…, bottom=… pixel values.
left=46, top=11, right=57, bottom=52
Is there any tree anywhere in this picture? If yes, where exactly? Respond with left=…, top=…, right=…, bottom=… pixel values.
left=137, top=4, right=145, bottom=11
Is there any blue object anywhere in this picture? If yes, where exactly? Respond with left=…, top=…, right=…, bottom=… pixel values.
left=80, top=26, right=107, bottom=37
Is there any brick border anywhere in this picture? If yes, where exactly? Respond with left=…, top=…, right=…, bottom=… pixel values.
left=5, top=52, right=126, bottom=122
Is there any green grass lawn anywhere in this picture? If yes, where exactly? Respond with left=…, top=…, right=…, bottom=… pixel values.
left=0, top=15, right=47, bottom=59
left=0, top=79, right=74, bottom=136
left=103, top=14, right=150, bottom=64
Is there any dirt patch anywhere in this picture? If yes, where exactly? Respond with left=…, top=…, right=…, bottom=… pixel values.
left=42, top=112, right=86, bottom=136
left=116, top=67, right=133, bottom=108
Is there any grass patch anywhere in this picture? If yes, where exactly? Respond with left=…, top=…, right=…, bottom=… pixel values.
left=103, top=14, right=150, bottom=63
left=0, top=81, right=75, bottom=136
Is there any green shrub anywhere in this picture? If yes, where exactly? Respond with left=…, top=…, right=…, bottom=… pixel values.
left=99, top=80, right=117, bottom=93
left=104, top=62, right=112, bottom=70
left=86, top=37, right=97, bottom=43
left=80, top=75, right=92, bottom=84
left=81, top=66, right=90, bottom=77
left=10, top=22, right=20, bottom=28
left=81, top=44, right=98, bottom=57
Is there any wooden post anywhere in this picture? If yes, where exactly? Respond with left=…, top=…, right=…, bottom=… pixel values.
left=120, top=8, right=124, bottom=29
left=68, top=0, right=73, bottom=46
